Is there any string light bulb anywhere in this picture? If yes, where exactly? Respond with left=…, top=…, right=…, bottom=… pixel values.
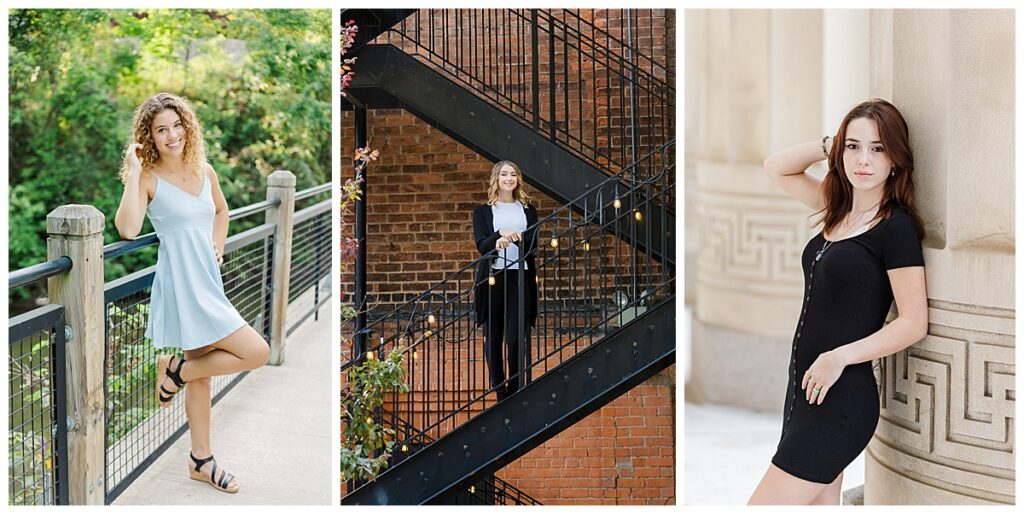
left=469, top=486, right=476, bottom=494
left=365, top=416, right=373, bottom=424
left=366, top=352, right=375, bottom=360
left=582, top=240, right=590, bottom=252
left=401, top=444, right=408, bottom=452
left=488, top=275, right=496, bottom=286
left=424, top=329, right=433, bottom=338
left=613, top=197, right=621, bottom=209
left=412, top=351, right=418, bottom=361
left=634, top=209, right=642, bottom=221
left=427, top=314, right=436, bottom=325
left=550, top=237, right=559, bottom=248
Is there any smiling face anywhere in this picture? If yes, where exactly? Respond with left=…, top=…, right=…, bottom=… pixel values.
left=497, top=164, right=519, bottom=194
left=150, top=108, right=187, bottom=159
left=841, top=116, right=893, bottom=194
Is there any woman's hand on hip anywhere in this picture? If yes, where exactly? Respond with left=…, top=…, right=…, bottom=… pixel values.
left=212, top=239, right=224, bottom=265
left=499, top=229, right=522, bottom=242
left=496, top=236, right=511, bottom=250
left=802, top=350, right=847, bottom=405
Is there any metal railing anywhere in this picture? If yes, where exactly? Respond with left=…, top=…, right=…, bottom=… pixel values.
left=7, top=174, right=330, bottom=505
left=342, top=140, right=675, bottom=495
left=8, top=304, right=70, bottom=506
left=381, top=9, right=675, bottom=182
left=286, top=191, right=332, bottom=335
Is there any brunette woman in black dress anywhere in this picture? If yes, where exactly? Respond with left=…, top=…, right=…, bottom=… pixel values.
left=472, top=161, right=539, bottom=401
left=748, top=99, right=928, bottom=505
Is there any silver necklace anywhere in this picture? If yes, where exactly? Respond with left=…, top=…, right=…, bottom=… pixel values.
left=815, top=239, right=833, bottom=262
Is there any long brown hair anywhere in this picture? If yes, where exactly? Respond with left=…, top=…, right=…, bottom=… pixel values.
left=486, top=160, right=531, bottom=206
left=818, top=99, right=923, bottom=237
left=119, top=92, right=207, bottom=183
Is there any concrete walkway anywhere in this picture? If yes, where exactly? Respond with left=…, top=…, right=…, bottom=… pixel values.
left=113, top=313, right=332, bottom=505
left=685, top=402, right=864, bottom=505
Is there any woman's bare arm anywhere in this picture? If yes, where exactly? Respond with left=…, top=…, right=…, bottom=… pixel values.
left=831, top=266, right=929, bottom=365
left=763, top=140, right=828, bottom=211
left=114, top=143, right=150, bottom=239
left=206, top=163, right=229, bottom=264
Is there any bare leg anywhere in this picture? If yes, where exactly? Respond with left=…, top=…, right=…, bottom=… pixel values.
left=158, top=325, right=267, bottom=492
left=810, top=471, right=843, bottom=505
left=748, top=464, right=829, bottom=505
left=178, top=325, right=269, bottom=382
left=183, top=346, right=216, bottom=458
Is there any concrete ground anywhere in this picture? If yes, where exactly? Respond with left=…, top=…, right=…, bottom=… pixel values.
left=113, top=313, right=332, bottom=505
left=684, top=402, right=864, bottom=505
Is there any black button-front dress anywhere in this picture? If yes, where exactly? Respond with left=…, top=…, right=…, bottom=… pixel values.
left=771, top=206, right=924, bottom=484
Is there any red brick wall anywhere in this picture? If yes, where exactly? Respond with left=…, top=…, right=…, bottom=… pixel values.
left=368, top=8, right=677, bottom=173
left=341, top=9, right=676, bottom=504
left=497, top=366, right=676, bottom=505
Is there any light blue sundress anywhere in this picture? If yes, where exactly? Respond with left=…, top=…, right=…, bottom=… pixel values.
left=144, top=173, right=248, bottom=350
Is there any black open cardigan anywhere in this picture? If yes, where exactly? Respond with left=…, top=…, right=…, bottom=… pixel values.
left=472, top=203, right=539, bottom=328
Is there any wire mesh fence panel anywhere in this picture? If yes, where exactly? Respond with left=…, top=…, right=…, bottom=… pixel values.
left=8, top=304, right=68, bottom=506
left=287, top=201, right=331, bottom=334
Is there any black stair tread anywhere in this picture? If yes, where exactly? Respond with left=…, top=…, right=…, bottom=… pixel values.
left=343, top=44, right=674, bottom=266
left=342, top=295, right=675, bottom=505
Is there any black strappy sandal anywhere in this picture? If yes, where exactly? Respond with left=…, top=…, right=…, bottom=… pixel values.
left=189, top=453, right=239, bottom=493
left=156, top=354, right=186, bottom=407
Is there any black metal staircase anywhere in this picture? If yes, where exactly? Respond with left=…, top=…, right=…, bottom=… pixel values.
left=342, top=9, right=675, bottom=505
left=342, top=8, right=675, bottom=265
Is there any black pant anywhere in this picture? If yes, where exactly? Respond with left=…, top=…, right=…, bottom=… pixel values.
left=485, top=269, right=532, bottom=401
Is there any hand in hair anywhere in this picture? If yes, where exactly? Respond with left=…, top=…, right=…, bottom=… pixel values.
left=125, top=143, right=144, bottom=175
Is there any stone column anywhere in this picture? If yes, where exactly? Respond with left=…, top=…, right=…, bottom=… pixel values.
left=688, top=10, right=823, bottom=411
left=864, top=9, right=1015, bottom=505
left=822, top=10, right=869, bottom=130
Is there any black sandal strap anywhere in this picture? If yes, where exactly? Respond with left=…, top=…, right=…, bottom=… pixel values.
left=190, top=452, right=215, bottom=472
left=166, top=356, right=187, bottom=388
left=218, top=470, right=232, bottom=490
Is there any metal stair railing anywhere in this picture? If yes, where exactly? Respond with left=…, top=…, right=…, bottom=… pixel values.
left=374, top=9, right=675, bottom=187
left=342, top=139, right=675, bottom=499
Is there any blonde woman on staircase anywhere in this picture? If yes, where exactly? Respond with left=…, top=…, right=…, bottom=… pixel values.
left=472, top=161, right=540, bottom=401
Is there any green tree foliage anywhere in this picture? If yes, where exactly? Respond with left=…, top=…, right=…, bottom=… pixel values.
left=8, top=9, right=331, bottom=301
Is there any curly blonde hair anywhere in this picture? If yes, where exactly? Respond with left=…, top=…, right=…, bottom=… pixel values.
left=120, top=92, right=207, bottom=183
left=486, top=160, right=531, bottom=205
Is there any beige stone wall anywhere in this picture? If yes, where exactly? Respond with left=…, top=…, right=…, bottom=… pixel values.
left=864, top=9, right=1015, bottom=505
left=687, top=8, right=1015, bottom=504
left=687, top=10, right=823, bottom=412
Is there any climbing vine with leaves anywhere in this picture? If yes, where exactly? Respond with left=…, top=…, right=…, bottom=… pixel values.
left=338, top=19, right=407, bottom=484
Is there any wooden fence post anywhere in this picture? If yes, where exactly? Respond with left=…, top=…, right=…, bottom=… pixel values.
left=265, top=170, right=296, bottom=365
left=46, top=205, right=106, bottom=505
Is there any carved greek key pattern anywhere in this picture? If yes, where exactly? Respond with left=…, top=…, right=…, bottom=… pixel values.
left=697, top=196, right=812, bottom=287
left=876, top=303, right=1015, bottom=478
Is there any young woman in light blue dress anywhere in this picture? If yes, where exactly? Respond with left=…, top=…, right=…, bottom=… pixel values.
left=114, top=93, right=269, bottom=494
